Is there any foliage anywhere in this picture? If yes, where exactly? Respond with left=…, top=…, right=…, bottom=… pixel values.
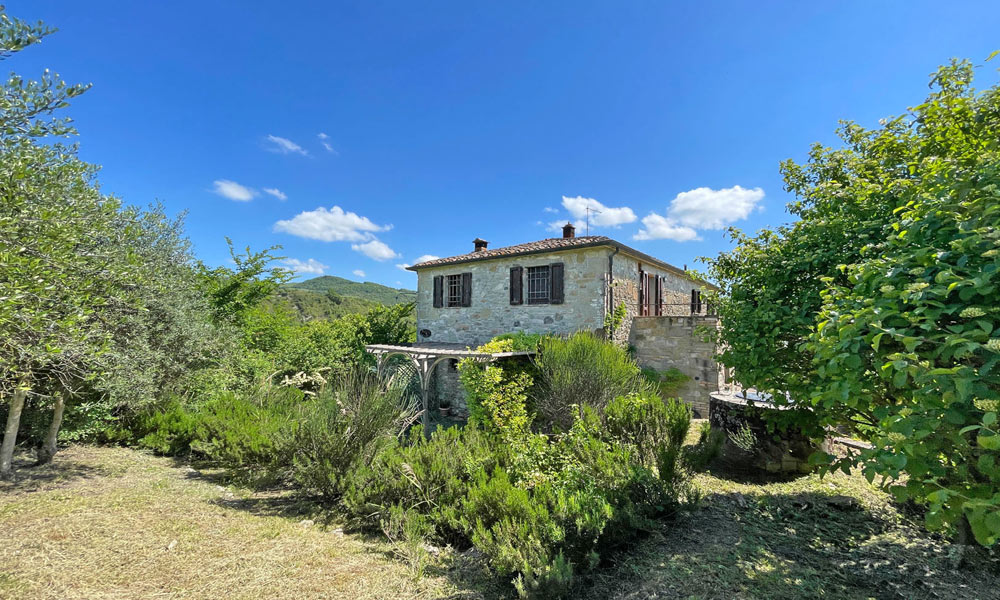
left=532, top=332, right=647, bottom=431
left=491, top=331, right=543, bottom=352
left=603, top=301, right=628, bottom=339
left=343, top=424, right=498, bottom=546
left=197, top=238, right=292, bottom=327
left=706, top=57, right=1000, bottom=546
left=604, top=391, right=691, bottom=469
left=287, top=274, right=416, bottom=306
left=640, top=367, right=690, bottom=399
left=285, top=367, right=419, bottom=499
left=458, top=338, right=537, bottom=430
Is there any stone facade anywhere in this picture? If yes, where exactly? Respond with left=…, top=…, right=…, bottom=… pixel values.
left=627, top=316, right=721, bottom=417
left=415, top=245, right=704, bottom=347
left=413, top=241, right=721, bottom=415
left=415, top=247, right=609, bottom=346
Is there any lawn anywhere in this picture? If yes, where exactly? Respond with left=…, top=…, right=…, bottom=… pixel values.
left=1, top=434, right=997, bottom=600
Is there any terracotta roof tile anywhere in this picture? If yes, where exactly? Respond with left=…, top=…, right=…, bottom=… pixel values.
left=408, top=236, right=613, bottom=269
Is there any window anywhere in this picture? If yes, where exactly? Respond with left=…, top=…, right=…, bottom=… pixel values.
left=447, top=274, right=463, bottom=307
left=527, top=266, right=550, bottom=304
left=433, top=273, right=471, bottom=308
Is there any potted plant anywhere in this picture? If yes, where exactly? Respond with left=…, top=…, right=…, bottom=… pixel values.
left=438, top=398, right=451, bottom=417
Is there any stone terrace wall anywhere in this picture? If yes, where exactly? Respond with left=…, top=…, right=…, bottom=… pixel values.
left=628, top=316, right=720, bottom=417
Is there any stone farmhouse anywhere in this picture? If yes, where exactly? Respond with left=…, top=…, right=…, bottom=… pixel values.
left=394, top=223, right=722, bottom=417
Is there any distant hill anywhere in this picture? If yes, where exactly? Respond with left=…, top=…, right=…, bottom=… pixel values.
left=288, top=276, right=417, bottom=306
left=270, top=276, right=416, bottom=322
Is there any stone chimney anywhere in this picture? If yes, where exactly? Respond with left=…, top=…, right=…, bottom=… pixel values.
left=562, top=222, right=576, bottom=239
left=473, top=238, right=489, bottom=252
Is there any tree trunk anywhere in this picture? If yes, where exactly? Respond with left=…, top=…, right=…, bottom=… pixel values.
left=36, top=389, right=66, bottom=465
left=0, top=383, right=29, bottom=479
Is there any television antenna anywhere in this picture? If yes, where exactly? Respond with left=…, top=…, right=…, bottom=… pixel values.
left=585, top=206, right=601, bottom=236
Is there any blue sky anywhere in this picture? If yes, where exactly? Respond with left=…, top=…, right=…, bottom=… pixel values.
left=11, top=1, right=1000, bottom=288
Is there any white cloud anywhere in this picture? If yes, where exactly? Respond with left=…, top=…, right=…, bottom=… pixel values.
left=352, top=269, right=366, bottom=278
left=633, top=214, right=700, bottom=242
left=263, top=188, right=287, bottom=201
left=395, top=254, right=440, bottom=271
left=543, top=206, right=559, bottom=214
left=352, top=239, right=399, bottom=261
left=274, top=206, right=390, bottom=242
left=317, top=132, right=335, bottom=153
left=282, top=258, right=328, bottom=275
left=666, top=185, right=764, bottom=229
left=561, top=196, right=637, bottom=228
left=634, top=185, right=764, bottom=242
left=266, top=134, right=308, bottom=156
left=212, top=179, right=256, bottom=202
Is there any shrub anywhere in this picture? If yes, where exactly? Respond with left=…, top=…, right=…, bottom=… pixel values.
left=462, top=467, right=602, bottom=598
left=462, top=410, right=690, bottom=598
left=136, top=400, right=201, bottom=455
left=343, top=424, right=498, bottom=546
left=640, top=367, right=690, bottom=399
left=458, top=338, right=536, bottom=433
left=604, top=391, right=691, bottom=470
left=491, top=331, right=542, bottom=352
left=286, top=367, right=418, bottom=499
left=190, top=388, right=303, bottom=475
left=532, top=332, right=647, bottom=431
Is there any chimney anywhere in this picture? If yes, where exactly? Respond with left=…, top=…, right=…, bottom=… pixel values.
left=562, top=222, right=576, bottom=239
left=473, top=238, right=489, bottom=252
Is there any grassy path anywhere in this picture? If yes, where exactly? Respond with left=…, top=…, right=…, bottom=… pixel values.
left=0, top=446, right=490, bottom=600
left=1, top=443, right=996, bottom=599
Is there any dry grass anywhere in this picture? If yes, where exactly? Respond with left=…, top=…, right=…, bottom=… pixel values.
left=0, top=446, right=494, bottom=600
left=580, top=424, right=1000, bottom=600
left=3, top=432, right=998, bottom=600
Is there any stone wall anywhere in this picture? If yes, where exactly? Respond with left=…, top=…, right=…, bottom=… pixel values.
left=431, top=359, right=466, bottom=414
left=627, top=316, right=720, bottom=417
left=607, top=253, right=702, bottom=344
left=415, top=247, right=609, bottom=346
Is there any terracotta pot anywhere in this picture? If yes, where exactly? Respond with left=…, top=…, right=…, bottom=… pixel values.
left=438, top=407, right=451, bottom=417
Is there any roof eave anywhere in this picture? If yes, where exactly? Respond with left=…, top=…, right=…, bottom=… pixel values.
left=407, top=238, right=720, bottom=291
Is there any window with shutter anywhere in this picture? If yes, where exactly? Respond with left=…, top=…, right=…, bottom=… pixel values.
left=433, top=276, right=444, bottom=308
left=550, top=263, right=564, bottom=304
left=527, top=266, right=550, bottom=304
left=510, top=266, right=523, bottom=305
left=446, top=274, right=462, bottom=307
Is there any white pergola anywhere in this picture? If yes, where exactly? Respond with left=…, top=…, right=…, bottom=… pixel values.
left=365, top=342, right=535, bottom=434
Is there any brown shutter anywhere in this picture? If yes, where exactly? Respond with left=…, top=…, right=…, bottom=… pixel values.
left=550, top=263, right=564, bottom=304
left=461, top=272, right=472, bottom=307
left=655, top=276, right=663, bottom=316
left=638, top=267, right=645, bottom=316
left=690, top=289, right=698, bottom=314
left=433, top=275, right=443, bottom=308
left=509, top=266, right=523, bottom=305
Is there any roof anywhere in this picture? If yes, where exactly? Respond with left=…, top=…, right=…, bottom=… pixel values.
left=406, top=235, right=716, bottom=289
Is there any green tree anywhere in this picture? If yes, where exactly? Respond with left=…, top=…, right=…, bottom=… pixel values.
left=706, top=57, right=1000, bottom=547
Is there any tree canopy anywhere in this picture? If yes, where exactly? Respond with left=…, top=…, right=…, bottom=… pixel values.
left=706, top=57, right=1000, bottom=546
